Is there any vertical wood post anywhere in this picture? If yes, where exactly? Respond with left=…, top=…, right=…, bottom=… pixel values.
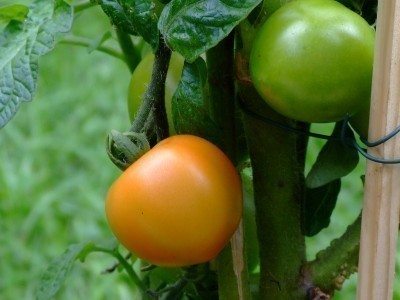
left=357, top=0, right=400, bottom=298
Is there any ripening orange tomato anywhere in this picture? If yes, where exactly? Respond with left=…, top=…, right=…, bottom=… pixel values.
left=105, top=135, right=242, bottom=267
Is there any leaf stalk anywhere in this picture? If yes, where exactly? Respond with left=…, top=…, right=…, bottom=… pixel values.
left=303, top=214, right=361, bottom=296
left=115, top=28, right=141, bottom=72
left=59, top=35, right=125, bottom=61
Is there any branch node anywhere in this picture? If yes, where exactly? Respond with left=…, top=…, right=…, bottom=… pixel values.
left=307, top=287, right=331, bottom=300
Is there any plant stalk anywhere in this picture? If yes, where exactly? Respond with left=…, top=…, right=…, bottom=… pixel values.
left=59, top=36, right=125, bottom=61
left=207, top=34, right=237, bottom=161
left=304, top=214, right=361, bottom=296
left=240, top=84, right=306, bottom=299
left=93, top=247, right=147, bottom=296
left=116, top=29, right=141, bottom=73
left=207, top=34, right=251, bottom=300
left=130, top=37, right=171, bottom=140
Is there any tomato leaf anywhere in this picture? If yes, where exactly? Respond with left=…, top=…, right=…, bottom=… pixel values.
left=35, top=240, right=119, bottom=299
left=172, top=57, right=221, bottom=144
left=302, top=179, right=341, bottom=237
left=36, top=242, right=93, bottom=300
left=0, top=4, right=29, bottom=24
left=95, top=0, right=159, bottom=50
left=0, top=0, right=72, bottom=129
left=94, top=0, right=137, bottom=35
left=306, top=123, right=359, bottom=188
left=158, top=0, right=262, bottom=62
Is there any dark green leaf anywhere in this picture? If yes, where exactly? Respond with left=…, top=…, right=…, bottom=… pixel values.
left=158, top=0, right=262, bottom=62
left=36, top=243, right=92, bottom=300
left=0, top=0, right=72, bottom=129
left=172, top=58, right=221, bottom=143
left=302, top=179, right=341, bottom=237
left=119, top=0, right=158, bottom=49
left=95, top=0, right=137, bottom=34
left=0, top=4, right=29, bottom=24
left=96, top=0, right=159, bottom=50
left=306, top=123, right=359, bottom=188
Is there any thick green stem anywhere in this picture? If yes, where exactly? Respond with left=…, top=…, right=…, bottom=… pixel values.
left=296, top=122, right=310, bottom=171
left=207, top=35, right=250, bottom=300
left=107, top=38, right=170, bottom=169
left=207, top=34, right=237, bottom=161
left=304, top=214, right=361, bottom=296
left=116, top=29, right=141, bottom=73
left=241, top=85, right=306, bottom=299
left=59, top=36, right=125, bottom=61
left=130, top=37, right=171, bottom=139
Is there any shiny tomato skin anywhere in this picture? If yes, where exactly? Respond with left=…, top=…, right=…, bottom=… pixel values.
left=250, top=0, right=375, bottom=123
left=105, top=135, right=242, bottom=267
left=128, top=52, right=184, bottom=133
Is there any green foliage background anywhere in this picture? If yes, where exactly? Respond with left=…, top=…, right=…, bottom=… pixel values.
left=0, top=6, right=399, bottom=299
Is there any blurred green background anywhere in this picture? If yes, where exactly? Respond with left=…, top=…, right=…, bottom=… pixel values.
left=0, top=5, right=399, bottom=300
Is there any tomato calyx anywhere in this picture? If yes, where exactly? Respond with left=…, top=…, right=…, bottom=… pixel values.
left=107, top=130, right=150, bottom=170
left=107, top=38, right=172, bottom=170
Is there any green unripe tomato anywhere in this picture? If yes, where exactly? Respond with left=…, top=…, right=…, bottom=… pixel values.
left=128, top=52, right=184, bottom=133
left=250, top=0, right=375, bottom=123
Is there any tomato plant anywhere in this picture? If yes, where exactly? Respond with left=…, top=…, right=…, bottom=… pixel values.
left=250, top=0, right=375, bottom=123
left=4, top=0, right=387, bottom=299
left=128, top=52, right=184, bottom=133
left=105, top=135, right=242, bottom=267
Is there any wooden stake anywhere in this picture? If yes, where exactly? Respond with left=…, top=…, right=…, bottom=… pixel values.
left=357, top=0, right=400, bottom=299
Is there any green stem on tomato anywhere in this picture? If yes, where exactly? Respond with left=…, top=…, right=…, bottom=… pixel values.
left=113, top=251, right=148, bottom=294
left=107, top=39, right=170, bottom=170
left=240, top=83, right=306, bottom=299
left=59, top=35, right=125, bottom=62
left=115, top=29, right=142, bottom=73
left=130, top=37, right=171, bottom=140
left=207, top=34, right=251, bottom=300
left=93, top=247, right=147, bottom=296
left=304, top=214, right=361, bottom=296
